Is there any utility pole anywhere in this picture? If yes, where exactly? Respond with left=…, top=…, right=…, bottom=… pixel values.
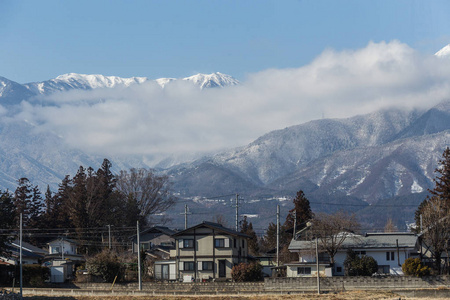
left=276, top=204, right=280, bottom=267
left=106, top=225, right=112, bottom=250
left=316, top=237, right=320, bottom=295
left=293, top=210, right=297, bottom=240
left=137, top=220, right=142, bottom=291
left=183, top=205, right=191, bottom=229
left=235, top=194, right=239, bottom=231
left=420, top=214, right=423, bottom=234
left=19, top=213, right=23, bottom=299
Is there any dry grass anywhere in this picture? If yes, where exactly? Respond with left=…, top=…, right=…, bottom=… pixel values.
left=23, top=290, right=433, bottom=300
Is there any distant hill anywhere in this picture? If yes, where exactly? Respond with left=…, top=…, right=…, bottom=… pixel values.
left=1, top=69, right=449, bottom=230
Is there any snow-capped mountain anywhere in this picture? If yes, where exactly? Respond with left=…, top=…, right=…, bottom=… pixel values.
left=167, top=100, right=450, bottom=210
left=24, top=73, right=148, bottom=95
left=0, top=63, right=448, bottom=228
left=0, top=76, right=36, bottom=105
left=435, top=44, right=450, bottom=57
left=0, top=72, right=239, bottom=105
left=182, top=72, right=240, bottom=89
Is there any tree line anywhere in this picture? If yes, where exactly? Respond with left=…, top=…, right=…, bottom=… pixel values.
left=0, top=159, right=175, bottom=255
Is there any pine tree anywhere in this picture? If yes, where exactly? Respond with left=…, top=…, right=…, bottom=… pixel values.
left=240, top=216, right=259, bottom=255
left=51, top=175, right=73, bottom=229
left=429, top=147, right=450, bottom=209
left=260, top=222, right=277, bottom=253
left=14, top=178, right=34, bottom=227
left=0, top=191, right=15, bottom=256
left=283, top=190, right=313, bottom=230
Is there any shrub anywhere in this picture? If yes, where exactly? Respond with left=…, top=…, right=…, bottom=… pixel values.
left=402, top=258, right=430, bottom=277
left=231, top=262, right=263, bottom=282
left=85, top=250, right=123, bottom=282
left=22, top=265, right=49, bottom=286
left=344, top=249, right=378, bottom=276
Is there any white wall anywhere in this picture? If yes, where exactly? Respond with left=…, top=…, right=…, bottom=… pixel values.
left=334, top=248, right=413, bottom=275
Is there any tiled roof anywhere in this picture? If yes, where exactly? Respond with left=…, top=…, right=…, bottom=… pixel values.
left=289, top=232, right=418, bottom=251
left=172, top=221, right=251, bottom=238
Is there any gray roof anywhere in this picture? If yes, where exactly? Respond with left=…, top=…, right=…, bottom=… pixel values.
left=131, top=226, right=177, bottom=240
left=172, top=221, right=251, bottom=238
left=11, top=239, right=46, bottom=255
left=289, top=232, right=418, bottom=251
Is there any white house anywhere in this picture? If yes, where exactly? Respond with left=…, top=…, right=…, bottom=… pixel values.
left=48, top=237, right=78, bottom=256
left=288, top=232, right=419, bottom=276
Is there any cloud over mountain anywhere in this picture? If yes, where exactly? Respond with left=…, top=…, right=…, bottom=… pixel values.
left=11, top=41, right=450, bottom=162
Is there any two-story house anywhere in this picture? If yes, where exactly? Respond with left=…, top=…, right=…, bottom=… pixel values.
left=131, top=226, right=176, bottom=259
left=169, top=221, right=250, bottom=281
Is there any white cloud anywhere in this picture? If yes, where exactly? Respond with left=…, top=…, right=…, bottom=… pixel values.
left=14, top=41, right=450, bottom=162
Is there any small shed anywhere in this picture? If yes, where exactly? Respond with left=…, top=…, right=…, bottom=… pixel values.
left=154, top=260, right=176, bottom=281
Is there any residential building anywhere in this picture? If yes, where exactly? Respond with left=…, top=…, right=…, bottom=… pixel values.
left=46, top=237, right=84, bottom=282
left=48, top=237, right=78, bottom=256
left=0, top=239, right=46, bottom=265
left=169, top=221, right=250, bottom=281
left=289, top=232, right=419, bottom=276
left=131, top=226, right=176, bottom=260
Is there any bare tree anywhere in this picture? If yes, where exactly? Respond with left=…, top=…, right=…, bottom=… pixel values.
left=116, top=168, right=175, bottom=226
left=384, top=218, right=398, bottom=232
left=311, top=211, right=360, bottom=269
left=212, top=214, right=228, bottom=227
left=420, top=196, right=450, bottom=274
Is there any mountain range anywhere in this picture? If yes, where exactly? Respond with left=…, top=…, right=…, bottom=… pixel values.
left=1, top=55, right=450, bottom=230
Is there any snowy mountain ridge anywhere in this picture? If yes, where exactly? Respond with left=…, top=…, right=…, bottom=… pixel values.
left=0, top=71, right=240, bottom=105
left=435, top=44, right=450, bottom=57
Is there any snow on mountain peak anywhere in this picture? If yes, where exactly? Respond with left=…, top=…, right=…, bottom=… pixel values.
left=435, top=44, right=450, bottom=57
left=53, top=73, right=149, bottom=88
left=25, top=73, right=149, bottom=95
left=182, top=72, right=240, bottom=89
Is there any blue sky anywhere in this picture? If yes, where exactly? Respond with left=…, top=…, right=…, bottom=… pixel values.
left=1, top=0, right=449, bottom=83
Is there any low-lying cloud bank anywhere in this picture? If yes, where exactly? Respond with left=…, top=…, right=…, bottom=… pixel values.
left=14, top=41, right=450, bottom=161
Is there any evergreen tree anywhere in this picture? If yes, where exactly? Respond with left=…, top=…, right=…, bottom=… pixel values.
left=51, top=175, right=73, bottom=229
left=283, top=190, right=313, bottom=230
left=240, top=216, right=259, bottom=256
left=0, top=191, right=15, bottom=257
left=13, top=178, right=43, bottom=228
left=429, top=147, right=450, bottom=209
left=28, top=185, right=44, bottom=228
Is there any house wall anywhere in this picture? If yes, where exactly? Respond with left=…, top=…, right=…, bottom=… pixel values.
left=48, top=240, right=76, bottom=255
left=286, top=264, right=330, bottom=277
left=333, top=248, right=414, bottom=276
left=132, top=233, right=174, bottom=253
left=174, top=227, right=248, bottom=280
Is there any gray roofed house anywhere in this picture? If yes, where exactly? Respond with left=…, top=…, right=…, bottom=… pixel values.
left=131, top=226, right=177, bottom=257
left=288, top=232, right=419, bottom=276
left=0, top=240, right=46, bottom=265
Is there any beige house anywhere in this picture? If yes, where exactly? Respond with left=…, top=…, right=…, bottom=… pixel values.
left=170, top=221, right=250, bottom=281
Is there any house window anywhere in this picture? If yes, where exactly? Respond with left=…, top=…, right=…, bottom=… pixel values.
left=336, top=267, right=342, bottom=273
left=141, top=242, right=150, bottom=250
left=297, top=267, right=311, bottom=275
left=386, top=251, right=395, bottom=261
left=184, top=239, right=194, bottom=248
left=234, top=238, right=237, bottom=248
left=215, top=238, right=225, bottom=248
left=53, top=247, right=60, bottom=253
left=378, top=265, right=390, bottom=274
left=355, top=251, right=366, bottom=256
left=202, top=261, right=214, bottom=271
left=184, top=262, right=195, bottom=271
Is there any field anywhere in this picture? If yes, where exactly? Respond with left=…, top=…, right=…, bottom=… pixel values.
left=22, top=290, right=442, bottom=300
